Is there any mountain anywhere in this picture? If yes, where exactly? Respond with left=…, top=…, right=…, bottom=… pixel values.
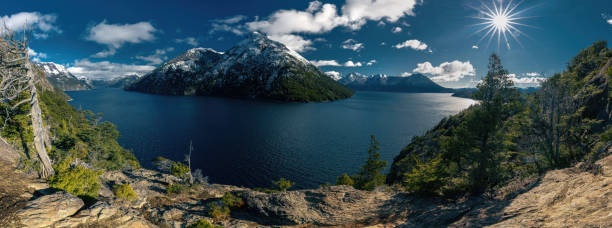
left=338, top=72, right=453, bottom=93
left=36, top=62, right=92, bottom=91
left=127, top=32, right=354, bottom=102
left=89, top=75, right=141, bottom=89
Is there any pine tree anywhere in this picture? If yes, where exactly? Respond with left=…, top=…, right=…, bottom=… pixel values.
left=354, top=135, right=387, bottom=191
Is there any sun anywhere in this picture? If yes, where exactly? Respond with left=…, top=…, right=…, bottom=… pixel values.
left=472, top=0, right=532, bottom=50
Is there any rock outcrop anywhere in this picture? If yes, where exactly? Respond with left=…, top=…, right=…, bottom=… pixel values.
left=16, top=191, right=84, bottom=228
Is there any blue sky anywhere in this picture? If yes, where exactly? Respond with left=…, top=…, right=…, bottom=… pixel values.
left=2, top=0, right=612, bottom=87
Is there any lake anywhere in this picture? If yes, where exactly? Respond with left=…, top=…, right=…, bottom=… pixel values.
left=66, top=88, right=475, bottom=189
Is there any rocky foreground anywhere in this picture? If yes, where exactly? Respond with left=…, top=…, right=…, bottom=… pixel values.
left=2, top=148, right=611, bottom=227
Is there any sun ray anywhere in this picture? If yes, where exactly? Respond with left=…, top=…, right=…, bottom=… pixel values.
left=472, top=0, right=532, bottom=50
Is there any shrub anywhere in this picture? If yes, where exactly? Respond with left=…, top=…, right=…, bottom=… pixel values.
left=208, top=202, right=230, bottom=220
left=113, top=183, right=137, bottom=201
left=354, top=135, right=387, bottom=191
left=49, top=157, right=102, bottom=200
left=170, top=162, right=190, bottom=179
left=167, top=183, right=188, bottom=194
left=186, top=219, right=222, bottom=228
left=221, top=192, right=244, bottom=208
left=273, top=178, right=294, bottom=192
left=336, top=173, right=354, bottom=186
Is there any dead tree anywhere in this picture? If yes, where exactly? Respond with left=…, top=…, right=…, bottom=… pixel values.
left=184, top=140, right=194, bottom=185
left=0, top=30, right=54, bottom=178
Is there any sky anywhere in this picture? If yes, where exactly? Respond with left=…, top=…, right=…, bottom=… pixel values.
left=1, top=0, right=612, bottom=88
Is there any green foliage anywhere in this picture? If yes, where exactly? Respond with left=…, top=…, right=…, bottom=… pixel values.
left=49, top=157, right=102, bottom=199
left=221, top=192, right=244, bottom=208
left=354, top=135, right=387, bottom=191
left=403, top=155, right=445, bottom=195
left=113, top=183, right=137, bottom=201
left=38, top=89, right=140, bottom=171
left=273, top=178, right=295, bottom=192
left=187, top=219, right=222, bottom=228
left=170, top=162, right=190, bottom=179
left=208, top=202, right=230, bottom=220
left=335, top=173, right=354, bottom=186
left=166, top=183, right=188, bottom=194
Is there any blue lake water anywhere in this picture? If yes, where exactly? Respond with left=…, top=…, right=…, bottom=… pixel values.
left=66, top=88, right=475, bottom=189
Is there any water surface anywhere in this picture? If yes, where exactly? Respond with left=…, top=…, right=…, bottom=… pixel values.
left=67, top=88, right=475, bottom=188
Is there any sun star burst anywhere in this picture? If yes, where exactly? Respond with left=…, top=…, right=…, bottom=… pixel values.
left=473, top=0, right=532, bottom=50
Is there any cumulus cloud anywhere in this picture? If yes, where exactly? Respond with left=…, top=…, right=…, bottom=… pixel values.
left=603, top=14, right=612, bottom=25
left=392, top=27, right=402, bottom=33
left=67, top=59, right=155, bottom=80
left=341, top=39, right=364, bottom=51
left=135, top=47, right=174, bottom=65
left=344, top=60, right=362, bottom=67
left=27, top=48, right=47, bottom=62
left=393, top=39, right=428, bottom=51
left=413, top=60, right=475, bottom=82
left=401, top=72, right=412, bottom=77
left=175, top=37, right=199, bottom=46
left=268, top=34, right=315, bottom=52
left=234, top=0, right=421, bottom=52
left=86, top=20, right=157, bottom=58
left=311, top=60, right=341, bottom=67
left=0, top=12, right=61, bottom=39
left=325, top=71, right=341, bottom=80
left=367, top=60, right=377, bottom=66
left=472, top=45, right=479, bottom=49
left=508, top=73, right=547, bottom=87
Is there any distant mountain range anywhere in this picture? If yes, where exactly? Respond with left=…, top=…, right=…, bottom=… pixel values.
left=88, top=75, right=141, bottom=89
left=36, top=62, right=92, bottom=91
left=127, top=32, right=354, bottom=102
left=335, top=72, right=454, bottom=93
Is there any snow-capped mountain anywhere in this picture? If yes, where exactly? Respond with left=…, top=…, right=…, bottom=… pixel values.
left=339, top=72, right=453, bottom=93
left=36, top=62, right=92, bottom=91
left=128, top=32, right=353, bottom=102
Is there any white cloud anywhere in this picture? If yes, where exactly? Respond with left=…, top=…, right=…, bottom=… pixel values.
left=67, top=59, right=155, bottom=80
left=393, top=39, right=428, bottom=51
left=311, top=60, right=341, bottom=67
left=380, top=42, right=386, bottom=46
left=401, top=72, right=412, bottom=77
left=268, top=34, right=315, bottom=52
left=86, top=20, right=157, bottom=58
left=27, top=47, right=47, bottom=62
left=472, top=45, right=479, bottom=49
left=392, top=27, right=402, bottom=33
left=341, top=39, right=364, bottom=51
left=603, top=14, right=612, bottom=25
left=175, top=37, right=199, bottom=46
left=508, top=73, right=547, bottom=86
left=0, top=12, right=61, bottom=39
left=367, top=59, right=377, bottom=66
left=413, top=60, right=475, bottom=82
left=325, top=71, right=341, bottom=80
left=210, top=15, right=248, bottom=35
left=524, top=72, right=540, bottom=77
left=240, top=0, right=421, bottom=52
left=311, top=59, right=363, bottom=67
left=344, top=60, right=362, bottom=67
left=608, top=19, right=612, bottom=25
left=135, top=47, right=174, bottom=65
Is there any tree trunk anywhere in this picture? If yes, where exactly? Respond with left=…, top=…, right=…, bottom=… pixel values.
left=27, top=61, right=54, bottom=178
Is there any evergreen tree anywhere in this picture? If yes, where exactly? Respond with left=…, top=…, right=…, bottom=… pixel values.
left=354, top=135, right=387, bottom=191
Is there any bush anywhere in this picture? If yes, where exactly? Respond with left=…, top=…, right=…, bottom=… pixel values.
left=166, top=183, right=188, bottom=194
left=208, top=202, right=230, bottom=220
left=49, top=157, right=102, bottom=200
left=186, top=219, right=222, bottom=228
left=113, top=183, right=137, bottom=201
left=273, top=178, right=294, bottom=192
left=221, top=192, right=244, bottom=208
left=336, top=173, right=354, bottom=186
left=170, top=162, right=190, bottom=179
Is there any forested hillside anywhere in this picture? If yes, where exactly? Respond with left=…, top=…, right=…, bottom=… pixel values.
left=387, top=41, right=612, bottom=197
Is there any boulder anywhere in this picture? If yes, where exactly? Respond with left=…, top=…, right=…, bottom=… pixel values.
left=17, top=191, right=84, bottom=228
